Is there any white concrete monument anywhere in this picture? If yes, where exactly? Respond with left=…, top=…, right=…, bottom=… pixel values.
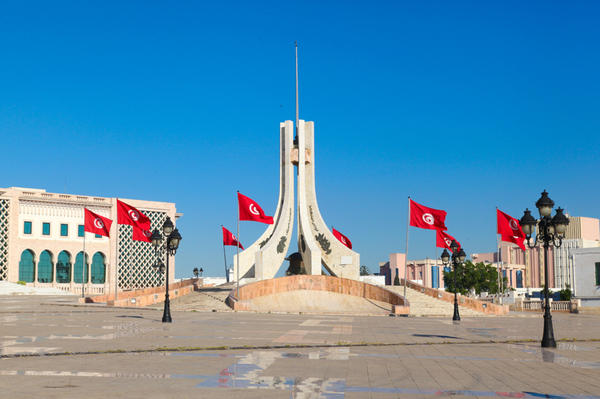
left=233, top=44, right=360, bottom=281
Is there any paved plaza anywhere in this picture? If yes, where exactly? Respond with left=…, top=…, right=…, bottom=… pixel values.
left=1, top=295, right=600, bottom=398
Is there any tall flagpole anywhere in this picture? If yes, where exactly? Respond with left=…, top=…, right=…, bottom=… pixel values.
left=82, top=208, right=86, bottom=299
left=496, top=207, right=502, bottom=304
left=434, top=245, right=438, bottom=288
left=222, top=225, right=228, bottom=283
left=236, top=192, right=240, bottom=297
left=403, top=196, right=410, bottom=299
left=114, top=198, right=119, bottom=303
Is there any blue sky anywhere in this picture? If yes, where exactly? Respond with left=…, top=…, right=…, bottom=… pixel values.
left=1, top=1, right=599, bottom=278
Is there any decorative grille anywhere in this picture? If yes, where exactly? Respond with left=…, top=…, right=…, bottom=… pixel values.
left=0, top=199, right=9, bottom=280
left=118, top=210, right=167, bottom=290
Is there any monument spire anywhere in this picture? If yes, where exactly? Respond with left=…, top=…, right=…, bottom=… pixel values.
left=295, top=41, right=299, bottom=145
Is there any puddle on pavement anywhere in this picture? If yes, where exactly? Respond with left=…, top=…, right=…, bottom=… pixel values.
left=2, top=348, right=600, bottom=399
left=510, top=344, right=600, bottom=370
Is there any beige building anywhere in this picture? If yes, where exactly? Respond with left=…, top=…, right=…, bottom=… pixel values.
left=0, top=187, right=180, bottom=296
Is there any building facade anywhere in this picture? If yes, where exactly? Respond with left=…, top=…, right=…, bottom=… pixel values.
left=0, top=187, right=180, bottom=296
left=380, top=254, right=445, bottom=289
left=572, top=247, right=600, bottom=306
left=471, top=216, right=600, bottom=290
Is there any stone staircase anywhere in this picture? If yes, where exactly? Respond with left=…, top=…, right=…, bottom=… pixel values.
left=386, top=286, right=487, bottom=317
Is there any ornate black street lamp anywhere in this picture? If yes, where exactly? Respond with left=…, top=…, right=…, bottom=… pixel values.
left=151, top=216, right=182, bottom=323
left=520, top=190, right=569, bottom=348
left=193, top=267, right=199, bottom=278
left=441, top=240, right=467, bottom=321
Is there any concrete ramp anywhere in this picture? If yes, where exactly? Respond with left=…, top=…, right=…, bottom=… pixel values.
left=227, top=275, right=409, bottom=316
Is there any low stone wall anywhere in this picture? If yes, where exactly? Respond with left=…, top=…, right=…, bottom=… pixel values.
left=227, top=275, right=409, bottom=315
left=80, top=278, right=200, bottom=307
left=400, top=279, right=509, bottom=315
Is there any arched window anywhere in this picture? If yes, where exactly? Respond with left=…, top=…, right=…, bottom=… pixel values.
left=56, top=251, right=71, bottom=283
left=37, top=250, right=53, bottom=283
left=91, top=252, right=106, bottom=284
left=73, top=252, right=89, bottom=284
left=18, top=249, right=35, bottom=282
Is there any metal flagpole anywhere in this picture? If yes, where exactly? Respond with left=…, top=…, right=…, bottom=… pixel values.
left=236, top=192, right=240, bottom=297
left=82, top=208, right=86, bottom=299
left=434, top=246, right=438, bottom=288
left=222, top=225, right=228, bottom=283
left=403, top=196, right=410, bottom=298
left=497, top=234, right=502, bottom=304
left=114, top=198, right=119, bottom=303
left=496, top=207, right=502, bottom=304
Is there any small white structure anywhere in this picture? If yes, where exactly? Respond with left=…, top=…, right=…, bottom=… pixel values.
left=572, top=247, right=600, bottom=307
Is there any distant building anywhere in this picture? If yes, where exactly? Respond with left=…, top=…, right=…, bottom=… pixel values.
left=471, top=216, right=600, bottom=289
left=380, top=254, right=445, bottom=288
left=572, top=247, right=600, bottom=307
left=0, top=187, right=180, bottom=296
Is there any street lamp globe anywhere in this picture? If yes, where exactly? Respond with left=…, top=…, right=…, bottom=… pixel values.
left=535, top=190, right=554, bottom=218
left=441, top=249, right=450, bottom=264
left=457, top=248, right=467, bottom=263
left=449, top=240, right=459, bottom=254
left=151, top=229, right=162, bottom=248
left=552, top=207, right=570, bottom=236
left=163, top=216, right=174, bottom=236
left=168, top=228, right=182, bottom=250
left=519, top=209, right=536, bottom=237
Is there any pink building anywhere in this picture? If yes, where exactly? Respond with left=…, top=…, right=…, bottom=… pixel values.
left=380, top=254, right=445, bottom=288
left=471, top=216, right=599, bottom=289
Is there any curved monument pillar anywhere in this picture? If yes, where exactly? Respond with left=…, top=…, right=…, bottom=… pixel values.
left=233, top=121, right=295, bottom=281
left=296, top=120, right=360, bottom=280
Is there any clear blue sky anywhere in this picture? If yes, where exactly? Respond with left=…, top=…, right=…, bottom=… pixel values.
left=2, top=1, right=599, bottom=278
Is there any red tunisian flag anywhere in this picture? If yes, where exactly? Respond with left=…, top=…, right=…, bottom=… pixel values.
left=117, top=199, right=151, bottom=230
left=497, top=209, right=526, bottom=251
left=409, top=199, right=447, bottom=230
left=436, top=229, right=461, bottom=252
left=237, top=192, right=274, bottom=224
left=132, top=226, right=152, bottom=243
left=332, top=228, right=352, bottom=249
left=222, top=226, right=244, bottom=249
left=84, top=208, right=112, bottom=238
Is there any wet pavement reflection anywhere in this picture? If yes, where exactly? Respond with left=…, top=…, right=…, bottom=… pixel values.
left=2, top=348, right=600, bottom=398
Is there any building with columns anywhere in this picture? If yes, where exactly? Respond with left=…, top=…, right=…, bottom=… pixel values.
left=0, top=187, right=180, bottom=296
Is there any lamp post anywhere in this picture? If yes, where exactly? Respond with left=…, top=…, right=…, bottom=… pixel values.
left=151, top=216, right=182, bottom=323
left=193, top=267, right=199, bottom=278
left=520, top=190, right=569, bottom=348
left=441, top=240, right=467, bottom=322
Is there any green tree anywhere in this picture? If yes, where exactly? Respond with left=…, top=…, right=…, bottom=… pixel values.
left=443, top=261, right=503, bottom=296
left=393, top=274, right=400, bottom=286
left=360, top=265, right=370, bottom=276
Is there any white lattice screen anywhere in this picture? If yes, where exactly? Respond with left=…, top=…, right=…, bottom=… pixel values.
left=118, top=210, right=167, bottom=289
left=0, top=199, right=8, bottom=280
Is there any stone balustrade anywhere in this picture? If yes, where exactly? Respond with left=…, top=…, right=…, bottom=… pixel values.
left=80, top=278, right=200, bottom=307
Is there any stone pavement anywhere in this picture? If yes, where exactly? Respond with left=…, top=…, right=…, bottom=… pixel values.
left=1, top=295, right=600, bottom=398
